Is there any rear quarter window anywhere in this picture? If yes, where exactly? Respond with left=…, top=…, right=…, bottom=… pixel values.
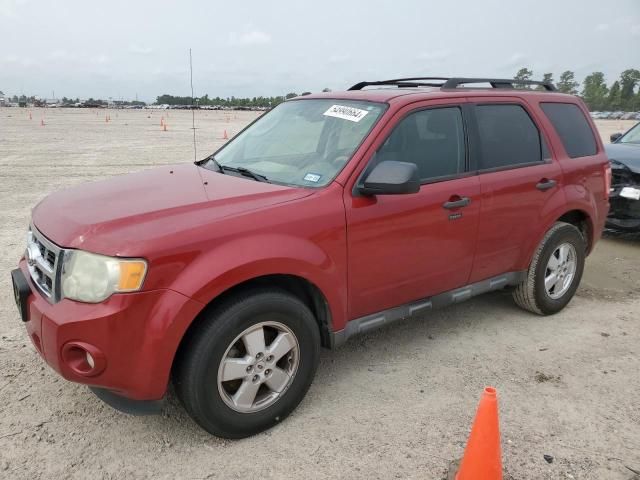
left=540, top=103, right=597, bottom=158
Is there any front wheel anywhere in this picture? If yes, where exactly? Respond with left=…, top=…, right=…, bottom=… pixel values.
left=174, top=289, right=320, bottom=438
left=513, top=222, right=586, bottom=315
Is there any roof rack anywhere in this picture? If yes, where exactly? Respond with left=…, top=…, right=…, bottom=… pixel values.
left=348, top=77, right=557, bottom=92
left=348, top=77, right=450, bottom=90
left=442, top=77, right=557, bottom=91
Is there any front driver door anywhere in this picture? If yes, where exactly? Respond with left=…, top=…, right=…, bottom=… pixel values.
left=344, top=102, right=481, bottom=320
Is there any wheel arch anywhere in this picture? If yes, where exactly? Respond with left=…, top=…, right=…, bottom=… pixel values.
left=556, top=209, right=594, bottom=253
left=171, top=274, right=334, bottom=382
left=517, top=206, right=595, bottom=274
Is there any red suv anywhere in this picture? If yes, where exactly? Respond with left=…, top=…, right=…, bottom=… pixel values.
left=12, top=77, right=610, bottom=438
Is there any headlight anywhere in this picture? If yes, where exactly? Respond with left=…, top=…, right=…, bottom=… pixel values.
left=61, top=250, right=147, bottom=303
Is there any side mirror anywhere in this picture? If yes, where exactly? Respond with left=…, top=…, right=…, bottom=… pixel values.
left=358, top=160, right=420, bottom=196
left=610, top=132, right=623, bottom=143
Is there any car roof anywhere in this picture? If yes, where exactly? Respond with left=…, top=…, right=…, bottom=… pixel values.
left=294, top=87, right=579, bottom=107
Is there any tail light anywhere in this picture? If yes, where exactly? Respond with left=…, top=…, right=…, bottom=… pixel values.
left=604, top=164, right=612, bottom=200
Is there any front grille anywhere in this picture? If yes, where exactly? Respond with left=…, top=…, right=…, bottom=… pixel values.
left=610, top=161, right=639, bottom=189
left=26, top=225, right=63, bottom=302
left=611, top=169, right=631, bottom=188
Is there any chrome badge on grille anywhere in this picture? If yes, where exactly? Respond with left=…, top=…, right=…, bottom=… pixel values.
left=25, top=241, right=40, bottom=267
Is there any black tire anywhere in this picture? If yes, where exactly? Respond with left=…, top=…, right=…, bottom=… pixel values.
left=174, top=288, right=320, bottom=438
left=513, top=222, right=586, bottom=315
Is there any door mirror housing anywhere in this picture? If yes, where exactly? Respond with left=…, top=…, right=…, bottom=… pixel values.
left=610, top=132, right=623, bottom=143
left=358, top=160, right=420, bottom=196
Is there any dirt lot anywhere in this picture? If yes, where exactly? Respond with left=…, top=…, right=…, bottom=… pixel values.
left=0, top=108, right=639, bottom=479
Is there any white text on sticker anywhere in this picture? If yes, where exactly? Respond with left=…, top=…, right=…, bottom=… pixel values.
left=323, top=105, right=369, bottom=122
left=304, top=173, right=321, bottom=183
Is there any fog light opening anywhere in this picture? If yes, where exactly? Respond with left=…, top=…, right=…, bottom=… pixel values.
left=61, top=342, right=105, bottom=377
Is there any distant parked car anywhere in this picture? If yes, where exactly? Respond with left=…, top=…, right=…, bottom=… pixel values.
left=621, top=112, right=637, bottom=120
left=606, top=122, right=640, bottom=231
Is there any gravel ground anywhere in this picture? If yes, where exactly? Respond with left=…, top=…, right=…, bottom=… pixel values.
left=0, top=109, right=639, bottom=479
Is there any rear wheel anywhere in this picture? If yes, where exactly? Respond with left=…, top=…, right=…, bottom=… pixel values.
left=513, top=222, right=586, bottom=315
left=174, top=289, right=320, bottom=438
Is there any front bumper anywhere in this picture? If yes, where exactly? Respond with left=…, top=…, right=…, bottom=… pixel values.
left=607, top=189, right=640, bottom=231
left=16, top=259, right=203, bottom=401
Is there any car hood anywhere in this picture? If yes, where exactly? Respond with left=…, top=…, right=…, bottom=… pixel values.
left=605, top=143, right=640, bottom=174
left=32, top=164, right=312, bottom=254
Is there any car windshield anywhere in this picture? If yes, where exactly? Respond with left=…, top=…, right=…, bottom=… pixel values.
left=205, top=99, right=386, bottom=187
left=620, top=122, right=640, bottom=144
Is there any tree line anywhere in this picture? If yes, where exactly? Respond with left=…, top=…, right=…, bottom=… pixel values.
left=4, top=94, right=145, bottom=107
left=155, top=70, right=640, bottom=111
left=7, top=70, right=639, bottom=111
left=514, top=68, right=640, bottom=111
left=155, top=89, right=330, bottom=108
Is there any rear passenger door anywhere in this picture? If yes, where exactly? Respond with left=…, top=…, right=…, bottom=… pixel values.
left=467, top=99, right=563, bottom=283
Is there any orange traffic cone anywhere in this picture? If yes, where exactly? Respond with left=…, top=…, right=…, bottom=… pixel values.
left=456, top=387, right=502, bottom=480
left=222, top=129, right=228, bottom=140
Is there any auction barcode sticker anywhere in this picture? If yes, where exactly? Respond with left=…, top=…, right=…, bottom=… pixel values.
left=323, top=105, right=369, bottom=122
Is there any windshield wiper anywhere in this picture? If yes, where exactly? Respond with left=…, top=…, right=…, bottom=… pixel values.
left=219, top=165, right=269, bottom=183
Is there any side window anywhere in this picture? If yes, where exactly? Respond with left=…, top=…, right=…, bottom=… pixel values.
left=540, top=103, right=597, bottom=158
left=376, top=107, right=465, bottom=181
left=475, top=104, right=543, bottom=169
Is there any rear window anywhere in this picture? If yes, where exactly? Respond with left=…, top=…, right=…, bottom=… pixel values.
left=540, top=103, right=597, bottom=158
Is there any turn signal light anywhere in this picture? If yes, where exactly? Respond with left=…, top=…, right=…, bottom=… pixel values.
left=118, top=261, right=147, bottom=291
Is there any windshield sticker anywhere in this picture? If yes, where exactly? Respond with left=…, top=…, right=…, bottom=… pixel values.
left=304, top=173, right=322, bottom=183
left=323, top=105, right=369, bottom=122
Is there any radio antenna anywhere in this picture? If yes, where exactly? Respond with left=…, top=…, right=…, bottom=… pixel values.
left=189, top=48, right=197, bottom=161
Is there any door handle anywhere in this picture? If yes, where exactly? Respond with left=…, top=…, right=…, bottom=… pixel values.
left=536, top=179, right=557, bottom=191
left=442, top=196, right=470, bottom=209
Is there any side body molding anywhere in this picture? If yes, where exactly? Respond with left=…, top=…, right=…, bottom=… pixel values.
left=331, top=271, right=526, bottom=348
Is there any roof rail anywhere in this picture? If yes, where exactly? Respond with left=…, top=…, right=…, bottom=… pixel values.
left=442, top=77, right=557, bottom=91
left=348, top=77, right=557, bottom=92
left=348, top=77, right=450, bottom=90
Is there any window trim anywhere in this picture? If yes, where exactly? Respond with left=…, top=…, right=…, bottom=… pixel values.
left=468, top=101, right=551, bottom=174
left=354, top=103, right=471, bottom=193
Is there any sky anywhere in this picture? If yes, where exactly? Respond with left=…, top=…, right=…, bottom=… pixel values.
left=1, top=0, right=639, bottom=102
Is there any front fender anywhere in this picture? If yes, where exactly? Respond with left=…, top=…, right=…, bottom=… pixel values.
left=169, top=233, right=348, bottom=331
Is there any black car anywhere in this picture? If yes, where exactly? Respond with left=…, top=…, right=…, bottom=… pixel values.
left=606, top=122, right=640, bottom=231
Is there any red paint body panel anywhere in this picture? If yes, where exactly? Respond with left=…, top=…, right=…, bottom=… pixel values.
left=17, top=87, right=608, bottom=402
left=19, top=260, right=203, bottom=400
left=345, top=175, right=480, bottom=318
left=533, top=98, right=610, bottom=249
left=33, top=164, right=313, bottom=255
